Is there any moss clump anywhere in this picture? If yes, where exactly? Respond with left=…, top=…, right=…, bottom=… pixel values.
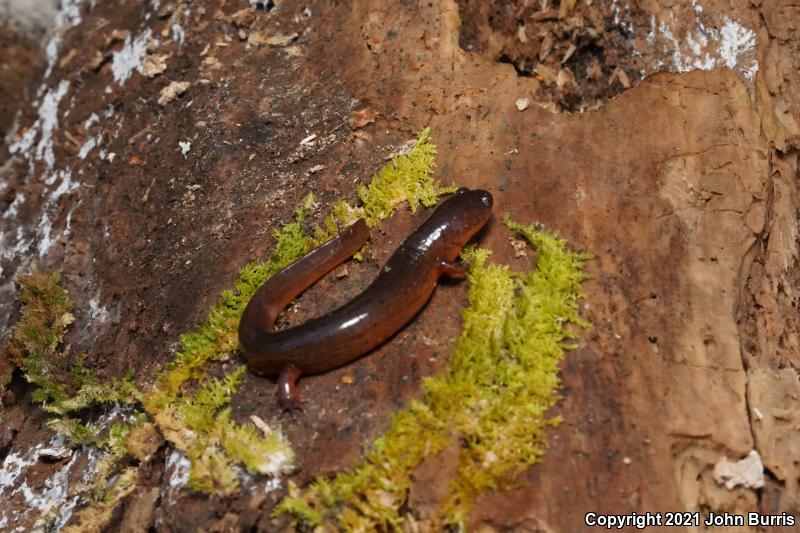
left=5, top=271, right=134, bottom=441
left=153, top=367, right=293, bottom=495
left=357, top=127, right=454, bottom=225
left=7, top=271, right=75, bottom=408
left=313, top=127, right=455, bottom=244
left=62, top=466, right=139, bottom=533
left=45, top=417, right=97, bottom=446
left=274, top=219, right=590, bottom=529
left=5, top=271, right=145, bottom=531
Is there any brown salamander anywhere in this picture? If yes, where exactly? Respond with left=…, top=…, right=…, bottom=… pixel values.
left=238, top=187, right=493, bottom=409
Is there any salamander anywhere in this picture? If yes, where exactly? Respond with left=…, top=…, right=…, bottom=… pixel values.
left=238, top=187, right=493, bottom=409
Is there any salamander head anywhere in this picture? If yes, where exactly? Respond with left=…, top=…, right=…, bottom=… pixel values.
left=447, top=187, right=493, bottom=228
left=456, top=186, right=492, bottom=203
left=423, top=187, right=493, bottom=259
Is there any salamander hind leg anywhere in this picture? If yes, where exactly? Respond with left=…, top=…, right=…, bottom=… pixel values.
left=278, top=365, right=305, bottom=414
left=438, top=259, right=468, bottom=279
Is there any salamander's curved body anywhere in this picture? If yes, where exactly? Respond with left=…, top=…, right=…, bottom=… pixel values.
left=238, top=188, right=493, bottom=408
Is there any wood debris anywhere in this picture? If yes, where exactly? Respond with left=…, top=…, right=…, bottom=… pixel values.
left=157, top=81, right=190, bottom=105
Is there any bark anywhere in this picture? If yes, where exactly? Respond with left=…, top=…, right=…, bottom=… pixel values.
left=1, top=0, right=798, bottom=531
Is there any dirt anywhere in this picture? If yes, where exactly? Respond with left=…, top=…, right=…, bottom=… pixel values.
left=1, top=0, right=799, bottom=531
left=456, top=0, right=650, bottom=111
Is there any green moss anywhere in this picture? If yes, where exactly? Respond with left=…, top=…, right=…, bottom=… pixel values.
left=5, top=271, right=136, bottom=442
left=62, top=466, right=139, bottom=533
left=140, top=198, right=317, bottom=494
left=312, top=127, right=455, bottom=245
left=157, top=366, right=295, bottom=495
left=274, top=220, right=590, bottom=529
left=45, top=417, right=96, bottom=446
left=7, top=271, right=74, bottom=409
left=357, top=127, right=455, bottom=226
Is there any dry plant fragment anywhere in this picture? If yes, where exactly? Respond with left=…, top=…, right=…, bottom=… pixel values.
left=157, top=81, right=190, bottom=105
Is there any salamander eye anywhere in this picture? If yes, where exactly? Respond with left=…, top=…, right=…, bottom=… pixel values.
left=456, top=187, right=470, bottom=194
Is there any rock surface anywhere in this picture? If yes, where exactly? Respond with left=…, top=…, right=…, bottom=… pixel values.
left=0, top=0, right=57, bottom=140
left=1, top=0, right=798, bottom=531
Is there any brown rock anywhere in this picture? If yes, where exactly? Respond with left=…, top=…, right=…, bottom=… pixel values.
left=120, top=487, right=159, bottom=533
left=0, top=25, right=45, bottom=139
left=409, top=441, right=461, bottom=521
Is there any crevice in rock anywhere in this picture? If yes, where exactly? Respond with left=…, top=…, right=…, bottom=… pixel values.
left=737, top=153, right=776, bottom=510
left=0, top=368, right=32, bottom=461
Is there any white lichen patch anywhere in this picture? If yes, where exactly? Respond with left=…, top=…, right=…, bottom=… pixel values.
left=2, top=193, right=25, bottom=220
left=171, top=22, right=185, bottom=45
left=0, top=435, right=93, bottom=530
left=713, top=450, right=765, bottom=490
left=0, top=226, right=31, bottom=272
left=36, top=169, right=80, bottom=256
left=717, top=19, right=757, bottom=76
left=42, top=0, right=84, bottom=79
left=22, top=451, right=79, bottom=526
left=165, top=449, right=191, bottom=490
left=88, top=295, right=109, bottom=325
left=9, top=79, right=70, bottom=172
left=48, top=168, right=79, bottom=201
left=111, top=28, right=156, bottom=85
left=2, top=74, right=82, bottom=268
left=0, top=0, right=108, bottom=291
left=83, top=112, right=100, bottom=129
left=645, top=1, right=757, bottom=81
left=0, top=449, right=35, bottom=495
left=77, top=134, right=101, bottom=159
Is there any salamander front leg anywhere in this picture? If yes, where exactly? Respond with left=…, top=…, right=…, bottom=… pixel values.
left=438, top=260, right=468, bottom=279
left=277, top=365, right=305, bottom=413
